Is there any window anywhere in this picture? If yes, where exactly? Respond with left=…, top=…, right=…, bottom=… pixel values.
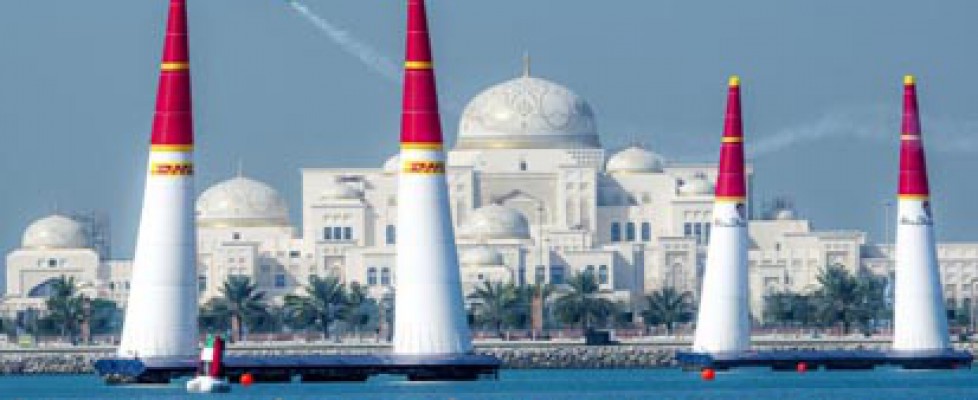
left=274, top=274, right=286, bottom=288
left=586, top=265, right=595, bottom=276
left=551, top=265, right=566, bottom=285
left=324, top=227, right=332, bottom=240
left=289, top=250, right=301, bottom=258
left=641, top=222, right=652, bottom=242
left=343, top=227, right=353, bottom=240
left=684, top=223, right=693, bottom=237
left=694, top=223, right=703, bottom=244
left=519, top=160, right=528, bottom=171
left=626, top=222, right=636, bottom=241
left=368, top=267, right=378, bottom=286
left=705, top=223, right=711, bottom=244
left=48, top=259, right=58, bottom=268
left=598, top=265, right=609, bottom=284
left=381, top=267, right=391, bottom=286
left=333, top=227, right=343, bottom=240
left=535, top=266, right=546, bottom=285
left=610, top=222, right=621, bottom=242
left=518, top=266, right=526, bottom=286
left=232, top=232, right=241, bottom=240
left=386, top=225, right=396, bottom=245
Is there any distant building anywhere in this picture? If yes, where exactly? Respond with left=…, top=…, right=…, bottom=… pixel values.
left=5, top=68, right=978, bottom=325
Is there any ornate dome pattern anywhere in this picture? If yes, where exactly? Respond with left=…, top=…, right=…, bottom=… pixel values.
left=457, top=76, right=599, bottom=149
left=606, top=146, right=665, bottom=174
left=22, top=215, right=88, bottom=249
left=461, top=204, right=531, bottom=240
left=197, top=177, right=289, bottom=227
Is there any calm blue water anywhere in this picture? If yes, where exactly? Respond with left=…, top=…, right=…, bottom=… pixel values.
left=4, top=369, right=978, bottom=400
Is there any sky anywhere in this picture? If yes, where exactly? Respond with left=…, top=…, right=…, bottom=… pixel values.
left=2, top=0, right=978, bottom=259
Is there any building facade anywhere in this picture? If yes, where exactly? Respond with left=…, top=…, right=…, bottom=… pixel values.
left=5, top=70, right=978, bottom=324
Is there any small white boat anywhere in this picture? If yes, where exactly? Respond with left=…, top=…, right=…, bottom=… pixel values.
left=186, top=375, right=231, bottom=393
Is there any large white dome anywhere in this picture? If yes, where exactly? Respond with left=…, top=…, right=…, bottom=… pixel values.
left=461, top=204, right=531, bottom=240
left=457, top=74, right=599, bottom=150
left=22, top=215, right=88, bottom=249
left=606, top=146, right=665, bottom=174
left=197, top=177, right=289, bottom=227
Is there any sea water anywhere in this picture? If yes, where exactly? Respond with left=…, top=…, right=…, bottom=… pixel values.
left=3, top=368, right=978, bottom=400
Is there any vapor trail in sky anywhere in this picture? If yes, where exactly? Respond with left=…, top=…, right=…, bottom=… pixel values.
left=748, top=105, right=978, bottom=159
left=288, top=1, right=400, bottom=83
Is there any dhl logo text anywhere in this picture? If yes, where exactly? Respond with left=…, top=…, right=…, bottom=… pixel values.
left=152, top=162, right=194, bottom=176
left=403, top=161, right=445, bottom=174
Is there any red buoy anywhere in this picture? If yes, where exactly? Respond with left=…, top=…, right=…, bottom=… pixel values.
left=796, top=362, right=808, bottom=373
left=701, top=368, right=716, bottom=381
left=240, top=373, right=254, bottom=386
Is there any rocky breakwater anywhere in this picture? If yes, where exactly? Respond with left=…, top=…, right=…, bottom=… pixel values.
left=481, top=345, right=678, bottom=369
left=0, top=353, right=106, bottom=374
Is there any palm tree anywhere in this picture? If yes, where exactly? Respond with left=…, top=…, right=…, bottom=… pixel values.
left=762, top=291, right=816, bottom=327
left=284, top=275, right=348, bottom=340
left=203, top=276, right=269, bottom=341
left=641, top=287, right=695, bottom=334
left=468, top=281, right=521, bottom=336
left=811, top=265, right=885, bottom=334
left=553, top=272, right=618, bottom=330
left=343, top=282, right=378, bottom=338
left=44, top=276, right=85, bottom=341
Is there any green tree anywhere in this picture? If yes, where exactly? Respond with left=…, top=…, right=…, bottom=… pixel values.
left=43, top=276, right=85, bottom=341
left=468, top=281, right=522, bottom=336
left=641, top=287, right=695, bottom=334
left=762, top=291, right=816, bottom=327
left=553, top=272, right=618, bottom=330
left=284, top=276, right=348, bottom=339
left=811, top=265, right=886, bottom=334
left=343, top=282, right=378, bottom=338
left=202, top=276, right=269, bottom=341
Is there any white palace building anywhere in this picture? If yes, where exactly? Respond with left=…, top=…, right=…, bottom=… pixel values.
left=7, top=69, right=978, bottom=323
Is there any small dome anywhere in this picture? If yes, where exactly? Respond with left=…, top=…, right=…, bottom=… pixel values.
left=679, top=174, right=715, bottom=196
left=460, top=246, right=504, bottom=266
left=22, top=215, right=88, bottom=249
left=319, top=181, right=363, bottom=201
left=197, top=177, right=289, bottom=227
left=606, top=146, right=665, bottom=174
left=457, top=74, right=599, bottom=150
left=462, top=204, right=531, bottom=240
left=773, top=208, right=797, bottom=220
left=383, top=154, right=400, bottom=174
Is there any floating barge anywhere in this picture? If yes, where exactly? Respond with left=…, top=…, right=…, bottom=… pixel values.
left=94, top=354, right=501, bottom=384
left=676, top=349, right=973, bottom=371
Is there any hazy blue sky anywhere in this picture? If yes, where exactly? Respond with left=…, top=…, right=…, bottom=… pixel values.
left=2, top=0, right=978, bottom=258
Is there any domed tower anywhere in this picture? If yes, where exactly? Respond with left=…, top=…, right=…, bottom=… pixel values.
left=449, top=59, right=604, bottom=172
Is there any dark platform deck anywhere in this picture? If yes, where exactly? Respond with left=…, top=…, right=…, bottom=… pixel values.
left=94, top=354, right=501, bottom=384
left=676, top=349, right=973, bottom=371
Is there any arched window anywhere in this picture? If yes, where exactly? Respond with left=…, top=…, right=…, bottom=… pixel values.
left=367, top=267, right=378, bottom=286
left=610, top=222, right=621, bottom=242
left=380, top=267, right=391, bottom=286
left=641, top=222, right=652, bottom=242
left=625, top=222, right=636, bottom=241
left=385, top=225, right=396, bottom=245
left=598, top=265, right=609, bottom=284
